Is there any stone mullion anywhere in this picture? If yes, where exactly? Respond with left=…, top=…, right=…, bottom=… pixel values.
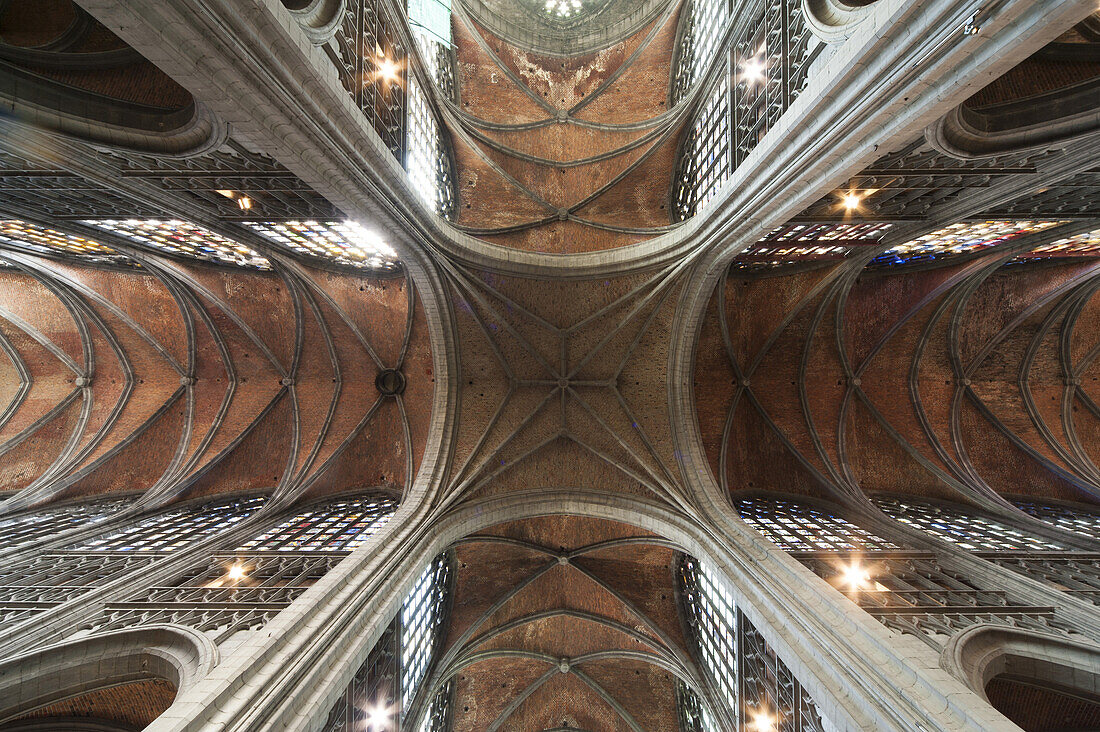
left=0, top=508, right=275, bottom=660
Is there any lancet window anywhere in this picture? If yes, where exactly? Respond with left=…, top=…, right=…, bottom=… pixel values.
left=679, top=554, right=826, bottom=731
left=324, top=551, right=453, bottom=732
left=407, top=72, right=457, bottom=220
left=672, top=0, right=820, bottom=220
left=406, top=23, right=457, bottom=221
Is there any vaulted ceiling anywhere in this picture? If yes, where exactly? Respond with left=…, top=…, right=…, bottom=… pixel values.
left=0, top=0, right=1099, bottom=730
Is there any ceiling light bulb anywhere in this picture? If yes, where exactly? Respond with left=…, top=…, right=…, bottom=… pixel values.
left=843, top=192, right=861, bottom=210
left=237, top=197, right=252, bottom=211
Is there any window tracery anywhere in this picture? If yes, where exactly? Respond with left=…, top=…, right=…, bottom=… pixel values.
left=85, top=219, right=269, bottom=269
left=0, top=497, right=130, bottom=551
left=244, top=220, right=400, bottom=270
left=406, top=73, right=457, bottom=221
left=77, top=495, right=266, bottom=552
left=0, top=220, right=132, bottom=267
left=402, top=552, right=452, bottom=713
left=327, top=0, right=407, bottom=160
left=679, top=554, right=826, bottom=731
left=735, top=496, right=901, bottom=551
left=1014, top=500, right=1100, bottom=541
left=323, top=551, right=452, bottom=732
left=870, top=219, right=1069, bottom=267
left=673, top=0, right=819, bottom=220
left=872, top=496, right=1067, bottom=551
left=235, top=494, right=397, bottom=553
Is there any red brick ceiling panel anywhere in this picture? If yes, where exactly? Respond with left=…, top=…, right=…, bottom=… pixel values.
left=698, top=256, right=1100, bottom=507
left=478, top=122, right=652, bottom=164
left=478, top=219, right=655, bottom=255
left=62, top=396, right=187, bottom=499
left=492, top=672, right=638, bottom=732
left=0, top=0, right=77, bottom=48
left=843, top=393, right=961, bottom=502
left=454, top=20, right=550, bottom=126
left=958, top=392, right=1084, bottom=503
left=747, top=289, right=835, bottom=478
left=693, top=286, right=737, bottom=478
left=476, top=15, right=658, bottom=112
left=474, top=134, right=655, bottom=211
left=0, top=254, right=431, bottom=509
left=12, top=678, right=177, bottom=729
left=571, top=5, right=681, bottom=125
left=449, top=3, right=683, bottom=252
left=985, top=676, right=1100, bottom=731
left=568, top=133, right=679, bottom=230
left=444, top=516, right=691, bottom=732
left=969, top=55, right=1100, bottom=108
left=799, top=294, right=849, bottom=477
left=452, top=137, right=556, bottom=229
left=842, top=263, right=969, bottom=372
left=0, top=0, right=191, bottom=108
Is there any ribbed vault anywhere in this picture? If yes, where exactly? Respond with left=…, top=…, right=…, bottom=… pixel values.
left=422, top=515, right=705, bottom=732
left=696, top=246, right=1100, bottom=523
left=0, top=243, right=432, bottom=512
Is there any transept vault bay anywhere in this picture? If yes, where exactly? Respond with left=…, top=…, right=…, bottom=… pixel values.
left=0, top=0, right=1098, bottom=731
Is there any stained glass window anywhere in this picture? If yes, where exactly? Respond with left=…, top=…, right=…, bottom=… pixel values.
left=236, top=494, right=397, bottom=553
left=416, top=679, right=454, bottom=732
left=402, top=552, right=452, bottom=712
left=85, top=219, right=269, bottom=269
left=76, top=495, right=266, bottom=552
left=1019, top=226, right=1100, bottom=260
left=1014, top=500, right=1100, bottom=542
left=407, top=70, right=456, bottom=220
left=680, top=555, right=737, bottom=719
left=736, top=496, right=902, bottom=551
left=680, top=554, right=826, bottom=731
left=672, top=0, right=731, bottom=104
left=244, top=220, right=399, bottom=271
left=0, top=497, right=130, bottom=551
left=871, top=220, right=1067, bottom=267
left=874, top=497, right=1066, bottom=551
left=0, top=219, right=131, bottom=267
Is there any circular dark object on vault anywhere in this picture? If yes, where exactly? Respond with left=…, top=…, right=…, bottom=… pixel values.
left=375, top=368, right=406, bottom=396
